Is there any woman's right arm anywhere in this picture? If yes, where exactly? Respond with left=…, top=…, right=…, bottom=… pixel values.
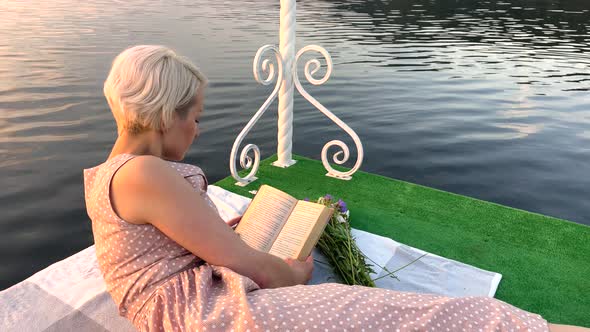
left=110, top=155, right=312, bottom=288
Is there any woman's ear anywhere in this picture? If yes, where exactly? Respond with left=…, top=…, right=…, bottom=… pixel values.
left=159, top=120, right=170, bottom=134
left=160, top=109, right=184, bottom=134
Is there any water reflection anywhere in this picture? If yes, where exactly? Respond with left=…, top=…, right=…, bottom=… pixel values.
left=303, top=0, right=590, bottom=91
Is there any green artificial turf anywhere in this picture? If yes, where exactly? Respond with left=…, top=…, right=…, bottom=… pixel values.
left=215, top=154, right=590, bottom=327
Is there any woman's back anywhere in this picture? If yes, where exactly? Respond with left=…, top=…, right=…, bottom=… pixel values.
left=83, top=153, right=217, bottom=321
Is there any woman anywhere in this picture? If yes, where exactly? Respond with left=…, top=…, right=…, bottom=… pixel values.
left=84, top=45, right=586, bottom=332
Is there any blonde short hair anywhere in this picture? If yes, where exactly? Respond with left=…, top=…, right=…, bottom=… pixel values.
left=104, top=45, right=207, bottom=135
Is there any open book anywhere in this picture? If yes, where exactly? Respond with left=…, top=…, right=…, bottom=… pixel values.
left=234, top=185, right=334, bottom=260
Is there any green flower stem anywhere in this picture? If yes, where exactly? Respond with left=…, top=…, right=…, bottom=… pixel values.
left=372, top=253, right=428, bottom=282
left=359, top=251, right=398, bottom=282
left=345, top=226, right=356, bottom=285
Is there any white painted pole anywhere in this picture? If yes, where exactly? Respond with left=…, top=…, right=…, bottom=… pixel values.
left=273, top=0, right=297, bottom=168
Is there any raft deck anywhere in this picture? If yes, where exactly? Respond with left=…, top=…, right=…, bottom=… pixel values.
left=215, top=154, right=590, bottom=327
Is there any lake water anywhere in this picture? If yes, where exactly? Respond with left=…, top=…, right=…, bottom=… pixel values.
left=1, top=0, right=589, bottom=289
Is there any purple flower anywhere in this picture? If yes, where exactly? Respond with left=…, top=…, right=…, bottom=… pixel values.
left=337, top=199, right=348, bottom=212
left=303, top=197, right=310, bottom=201
left=324, top=194, right=333, bottom=201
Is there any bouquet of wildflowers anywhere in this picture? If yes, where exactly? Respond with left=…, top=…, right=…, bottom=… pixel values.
left=313, top=194, right=376, bottom=287
left=312, top=194, right=425, bottom=287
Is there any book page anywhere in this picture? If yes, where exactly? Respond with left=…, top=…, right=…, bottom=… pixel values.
left=268, top=200, right=329, bottom=259
left=234, top=185, right=298, bottom=252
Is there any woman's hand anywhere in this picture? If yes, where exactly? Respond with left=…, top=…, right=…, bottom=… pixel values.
left=284, top=254, right=314, bottom=285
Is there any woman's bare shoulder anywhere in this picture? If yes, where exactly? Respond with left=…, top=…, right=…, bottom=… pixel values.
left=113, top=155, right=176, bottom=189
left=110, top=155, right=183, bottom=224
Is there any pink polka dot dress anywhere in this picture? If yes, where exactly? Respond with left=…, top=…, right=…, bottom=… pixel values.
left=84, top=154, right=549, bottom=332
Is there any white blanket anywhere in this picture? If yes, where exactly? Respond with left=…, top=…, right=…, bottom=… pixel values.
left=0, top=185, right=501, bottom=332
left=207, top=185, right=502, bottom=298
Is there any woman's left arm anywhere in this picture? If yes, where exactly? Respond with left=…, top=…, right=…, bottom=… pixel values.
left=110, top=156, right=299, bottom=288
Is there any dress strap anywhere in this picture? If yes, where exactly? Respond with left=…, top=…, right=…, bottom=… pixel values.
left=167, top=161, right=209, bottom=192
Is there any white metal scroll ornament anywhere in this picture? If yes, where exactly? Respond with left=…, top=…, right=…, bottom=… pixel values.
left=293, top=45, right=364, bottom=180
left=229, top=43, right=364, bottom=184
left=229, top=45, right=284, bottom=186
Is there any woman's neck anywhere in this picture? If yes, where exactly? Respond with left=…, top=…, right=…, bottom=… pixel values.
left=108, top=131, right=164, bottom=160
